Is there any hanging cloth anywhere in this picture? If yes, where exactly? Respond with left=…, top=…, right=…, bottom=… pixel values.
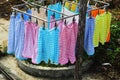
left=59, top=21, right=78, bottom=65
left=47, top=2, right=62, bottom=29
left=15, top=9, right=32, bottom=21
left=50, top=15, right=55, bottom=29
left=22, top=22, right=38, bottom=58
left=93, top=12, right=112, bottom=47
left=36, top=27, right=49, bottom=64
left=61, top=7, right=79, bottom=24
left=104, top=12, right=112, bottom=42
left=47, top=28, right=60, bottom=64
left=91, top=9, right=105, bottom=18
left=31, top=25, right=39, bottom=64
left=14, top=18, right=26, bottom=60
left=7, top=14, right=16, bottom=54
left=84, top=17, right=95, bottom=55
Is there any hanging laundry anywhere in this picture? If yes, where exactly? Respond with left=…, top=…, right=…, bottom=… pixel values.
left=22, top=22, right=38, bottom=59
left=48, top=28, right=60, bottom=64
left=50, top=16, right=55, bottom=29
left=36, top=27, right=49, bottom=64
left=91, top=9, right=105, bottom=18
left=31, top=25, right=39, bottom=64
left=14, top=18, right=26, bottom=60
left=58, top=20, right=65, bottom=34
left=61, top=7, right=79, bottom=24
left=84, top=17, right=95, bottom=55
left=104, top=12, right=112, bottom=42
left=47, top=2, right=62, bottom=29
left=7, top=13, right=16, bottom=54
left=31, top=7, right=47, bottom=26
left=59, top=21, right=78, bottom=65
left=24, top=9, right=32, bottom=21
left=15, top=9, right=32, bottom=21
left=64, top=1, right=78, bottom=12
left=93, top=11, right=112, bottom=47
left=31, top=8, right=37, bottom=22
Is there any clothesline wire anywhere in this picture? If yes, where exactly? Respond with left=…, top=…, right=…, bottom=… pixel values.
left=11, top=0, right=110, bottom=23
left=22, top=0, right=69, bottom=16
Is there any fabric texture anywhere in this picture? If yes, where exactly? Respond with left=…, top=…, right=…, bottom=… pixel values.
left=104, top=12, right=112, bottom=42
left=61, top=7, right=79, bottom=24
left=84, top=17, right=95, bottom=55
left=91, top=9, right=105, bottom=18
left=47, top=2, right=62, bottom=29
left=59, top=22, right=78, bottom=65
left=50, top=16, right=55, bottom=29
left=22, top=22, right=37, bottom=58
left=31, top=8, right=47, bottom=26
left=31, top=25, right=39, bottom=64
left=14, top=18, right=26, bottom=60
left=58, top=20, right=65, bottom=33
left=36, top=27, right=49, bottom=64
left=7, top=14, right=16, bottom=54
left=48, top=28, right=60, bottom=64
left=15, top=9, right=31, bottom=21
left=93, top=12, right=112, bottom=47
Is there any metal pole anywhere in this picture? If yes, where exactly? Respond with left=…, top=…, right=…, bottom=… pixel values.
left=12, top=0, right=110, bottom=23
left=23, top=0, right=69, bottom=16
left=12, top=6, right=48, bottom=22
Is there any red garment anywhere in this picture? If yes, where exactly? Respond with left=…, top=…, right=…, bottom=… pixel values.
left=91, top=9, right=105, bottom=18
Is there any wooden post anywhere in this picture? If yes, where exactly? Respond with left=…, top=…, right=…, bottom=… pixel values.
left=75, top=0, right=88, bottom=80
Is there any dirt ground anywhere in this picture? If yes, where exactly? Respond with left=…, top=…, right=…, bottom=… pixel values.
left=0, top=55, right=108, bottom=80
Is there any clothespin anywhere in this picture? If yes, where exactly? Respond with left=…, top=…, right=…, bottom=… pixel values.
left=36, top=6, right=40, bottom=13
left=45, top=8, right=47, bottom=16
left=89, top=11, right=92, bottom=19
left=72, top=17, right=76, bottom=23
left=43, top=22, right=45, bottom=30
left=21, top=13, right=24, bottom=20
left=64, top=19, right=67, bottom=25
left=55, top=22, right=57, bottom=30
left=98, top=9, right=100, bottom=15
left=61, top=15, right=64, bottom=21
left=36, top=19, right=38, bottom=25
left=52, top=13, right=55, bottom=19
left=12, top=10, right=15, bottom=16
left=29, top=16, right=32, bottom=22
left=105, top=7, right=109, bottom=14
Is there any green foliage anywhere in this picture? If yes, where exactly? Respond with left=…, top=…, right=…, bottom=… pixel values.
left=93, top=18, right=120, bottom=65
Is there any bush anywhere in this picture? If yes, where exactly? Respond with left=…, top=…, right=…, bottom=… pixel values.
left=93, top=18, right=120, bottom=66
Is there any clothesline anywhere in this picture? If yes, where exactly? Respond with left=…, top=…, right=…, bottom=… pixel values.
left=11, top=0, right=110, bottom=23
left=7, top=0, right=112, bottom=65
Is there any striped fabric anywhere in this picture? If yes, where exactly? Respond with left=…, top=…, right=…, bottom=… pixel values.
left=47, top=2, right=62, bottom=29
left=36, top=27, right=49, bottom=64
left=22, top=22, right=37, bottom=59
left=59, top=22, right=78, bottom=65
left=14, top=18, right=26, bottom=60
left=31, top=25, right=39, bottom=64
left=48, top=28, right=60, bottom=64
left=84, top=17, right=95, bottom=55
left=93, top=12, right=112, bottom=47
left=7, top=14, right=16, bottom=54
